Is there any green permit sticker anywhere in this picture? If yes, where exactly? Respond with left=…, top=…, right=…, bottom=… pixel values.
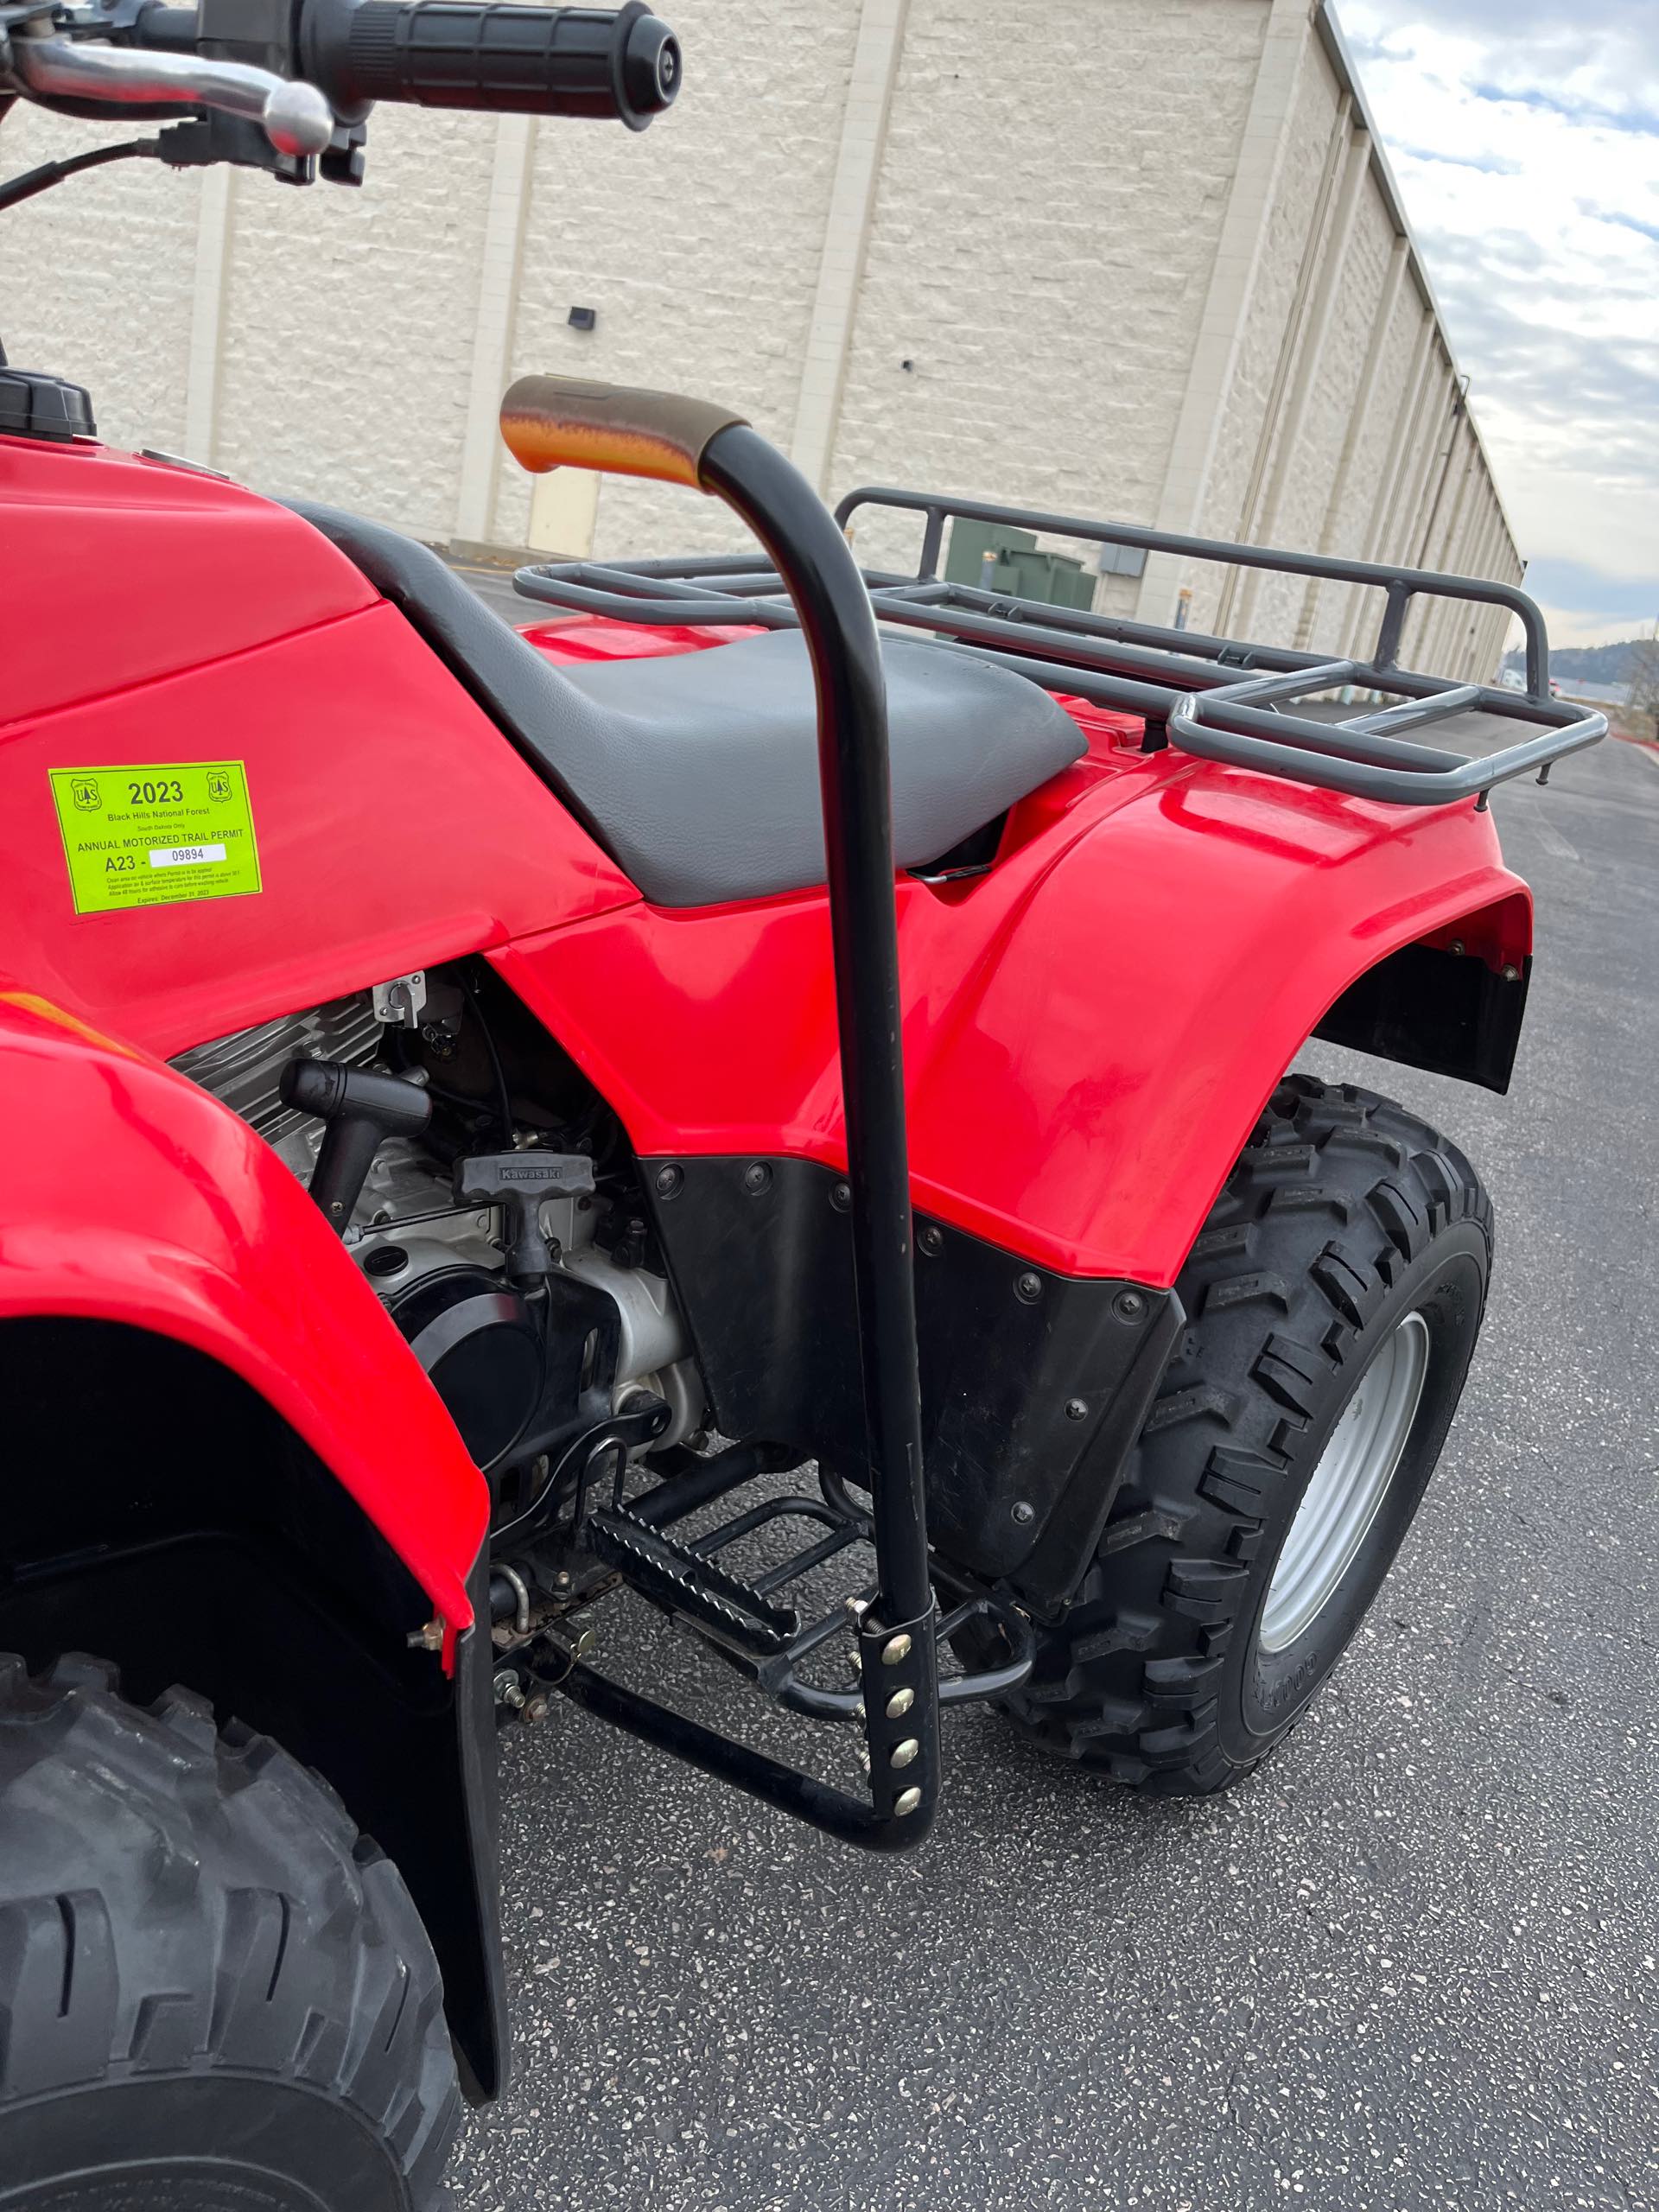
left=49, top=762, right=263, bottom=916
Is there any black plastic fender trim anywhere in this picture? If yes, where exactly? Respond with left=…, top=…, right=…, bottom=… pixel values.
left=640, top=1154, right=1180, bottom=1614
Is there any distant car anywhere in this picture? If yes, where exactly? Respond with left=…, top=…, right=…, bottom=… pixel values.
left=1498, top=668, right=1526, bottom=691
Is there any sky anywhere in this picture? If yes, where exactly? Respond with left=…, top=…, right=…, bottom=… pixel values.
left=1335, top=0, right=1659, bottom=647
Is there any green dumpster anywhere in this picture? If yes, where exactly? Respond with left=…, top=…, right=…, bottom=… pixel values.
left=944, top=519, right=1094, bottom=611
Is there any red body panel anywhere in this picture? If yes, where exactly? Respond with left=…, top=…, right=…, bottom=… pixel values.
left=495, top=716, right=1529, bottom=1286
left=0, top=993, right=487, bottom=1630
left=0, top=435, right=378, bottom=725
left=0, top=442, right=1533, bottom=1604
left=2, top=456, right=636, bottom=1056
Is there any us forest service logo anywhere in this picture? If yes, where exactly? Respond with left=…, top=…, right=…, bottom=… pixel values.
left=206, top=770, right=234, bottom=803
left=70, top=776, right=101, bottom=812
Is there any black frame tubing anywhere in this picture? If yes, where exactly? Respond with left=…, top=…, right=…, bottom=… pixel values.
left=700, top=427, right=933, bottom=1687
left=553, top=425, right=940, bottom=1850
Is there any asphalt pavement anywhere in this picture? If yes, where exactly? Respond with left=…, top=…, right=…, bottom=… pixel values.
left=447, top=680, right=1659, bottom=2212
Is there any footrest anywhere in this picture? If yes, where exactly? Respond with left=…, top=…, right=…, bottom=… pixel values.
left=525, top=1446, right=1043, bottom=1853
left=588, top=1503, right=800, bottom=1655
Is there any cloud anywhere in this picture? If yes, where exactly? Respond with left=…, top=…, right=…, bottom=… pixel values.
left=1350, top=0, right=1659, bottom=110
left=1391, top=142, right=1521, bottom=174
left=1526, top=557, right=1659, bottom=626
left=1337, top=2, right=1659, bottom=644
left=1469, top=83, right=1659, bottom=138
left=1592, top=207, right=1659, bottom=245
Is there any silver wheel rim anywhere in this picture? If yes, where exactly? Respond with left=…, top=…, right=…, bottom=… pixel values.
left=1258, top=1311, right=1431, bottom=1655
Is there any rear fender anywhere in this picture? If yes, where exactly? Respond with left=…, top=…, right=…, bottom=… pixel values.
left=0, top=988, right=489, bottom=1630
left=502, top=757, right=1533, bottom=1289
left=906, top=766, right=1532, bottom=1285
left=1309, top=887, right=1530, bottom=1093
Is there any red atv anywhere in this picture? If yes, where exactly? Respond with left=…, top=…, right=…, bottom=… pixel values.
left=0, top=4, right=1607, bottom=2202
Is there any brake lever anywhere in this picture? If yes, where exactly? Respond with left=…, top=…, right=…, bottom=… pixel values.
left=8, top=33, right=332, bottom=155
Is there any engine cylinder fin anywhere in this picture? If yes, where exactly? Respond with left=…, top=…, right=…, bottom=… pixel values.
left=171, top=992, right=385, bottom=1147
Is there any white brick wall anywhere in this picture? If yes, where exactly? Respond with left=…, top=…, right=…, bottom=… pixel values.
left=0, top=0, right=1516, bottom=680
left=1192, top=10, right=1344, bottom=634
left=491, top=0, right=867, bottom=560
left=215, top=109, right=502, bottom=537
left=0, top=105, right=200, bottom=456
left=822, top=0, right=1273, bottom=578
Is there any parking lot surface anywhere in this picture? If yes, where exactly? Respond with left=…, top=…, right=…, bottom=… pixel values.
left=450, top=706, right=1659, bottom=2211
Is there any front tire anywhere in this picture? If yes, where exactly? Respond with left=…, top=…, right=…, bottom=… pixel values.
left=0, top=1654, right=461, bottom=2209
left=1006, top=1075, right=1493, bottom=1796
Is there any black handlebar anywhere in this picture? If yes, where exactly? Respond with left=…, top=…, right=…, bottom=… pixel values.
left=300, top=0, right=679, bottom=128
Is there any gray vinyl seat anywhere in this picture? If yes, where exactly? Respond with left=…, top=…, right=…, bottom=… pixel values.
left=289, top=501, right=1085, bottom=908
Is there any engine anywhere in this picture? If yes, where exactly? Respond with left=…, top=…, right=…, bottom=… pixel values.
left=171, top=969, right=704, bottom=1487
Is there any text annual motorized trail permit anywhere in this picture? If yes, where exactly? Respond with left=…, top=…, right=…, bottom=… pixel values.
left=49, top=763, right=262, bottom=915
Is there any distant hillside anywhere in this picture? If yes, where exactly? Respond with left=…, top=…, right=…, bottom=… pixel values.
left=1503, top=637, right=1647, bottom=685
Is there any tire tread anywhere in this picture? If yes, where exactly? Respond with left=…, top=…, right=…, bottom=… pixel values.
left=0, top=1655, right=460, bottom=2205
left=1000, top=1073, right=1492, bottom=1794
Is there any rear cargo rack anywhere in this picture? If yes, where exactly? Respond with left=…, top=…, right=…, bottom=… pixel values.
left=515, top=489, right=1606, bottom=808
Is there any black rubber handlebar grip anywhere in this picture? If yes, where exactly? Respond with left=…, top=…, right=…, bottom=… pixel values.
left=302, top=0, right=680, bottom=129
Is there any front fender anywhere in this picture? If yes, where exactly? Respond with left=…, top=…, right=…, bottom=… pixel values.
left=0, top=989, right=488, bottom=1630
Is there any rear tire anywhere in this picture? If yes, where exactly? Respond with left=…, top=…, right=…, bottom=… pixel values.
left=1003, top=1074, right=1493, bottom=1796
left=0, top=1653, right=461, bottom=2209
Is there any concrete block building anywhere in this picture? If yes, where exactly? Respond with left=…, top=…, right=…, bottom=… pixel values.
left=0, top=0, right=1520, bottom=680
